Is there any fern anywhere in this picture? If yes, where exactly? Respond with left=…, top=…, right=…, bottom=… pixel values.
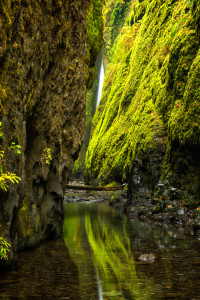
left=0, top=237, right=11, bottom=260
left=0, top=172, right=21, bottom=191
left=0, top=122, right=21, bottom=260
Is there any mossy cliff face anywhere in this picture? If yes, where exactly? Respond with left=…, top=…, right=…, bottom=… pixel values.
left=0, top=0, right=103, bottom=261
left=85, top=0, right=200, bottom=209
left=71, top=52, right=103, bottom=179
left=86, top=0, right=104, bottom=88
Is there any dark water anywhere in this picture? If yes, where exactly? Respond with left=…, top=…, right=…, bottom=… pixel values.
left=0, top=203, right=200, bottom=299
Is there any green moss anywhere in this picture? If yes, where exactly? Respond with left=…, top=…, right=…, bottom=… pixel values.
left=0, top=0, right=12, bottom=116
left=106, top=181, right=120, bottom=187
left=104, top=0, right=132, bottom=62
left=17, top=193, right=41, bottom=238
left=85, top=0, right=200, bottom=185
left=17, top=199, right=33, bottom=239
left=0, top=85, right=7, bottom=114
left=71, top=146, right=86, bottom=178
left=168, top=49, right=200, bottom=144
left=86, top=0, right=104, bottom=88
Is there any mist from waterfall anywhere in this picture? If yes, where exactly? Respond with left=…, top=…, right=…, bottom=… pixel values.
left=96, top=55, right=104, bottom=109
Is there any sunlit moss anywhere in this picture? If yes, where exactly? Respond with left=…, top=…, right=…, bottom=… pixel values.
left=85, top=0, right=200, bottom=186
left=17, top=199, right=33, bottom=239
left=86, top=0, right=104, bottom=88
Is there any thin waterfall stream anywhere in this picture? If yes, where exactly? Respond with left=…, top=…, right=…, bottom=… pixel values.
left=96, top=55, right=104, bottom=108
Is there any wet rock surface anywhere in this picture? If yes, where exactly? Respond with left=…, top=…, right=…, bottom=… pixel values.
left=119, top=145, right=200, bottom=236
left=64, top=180, right=200, bottom=237
left=112, top=191, right=200, bottom=237
left=0, top=0, right=103, bottom=265
left=64, top=180, right=116, bottom=204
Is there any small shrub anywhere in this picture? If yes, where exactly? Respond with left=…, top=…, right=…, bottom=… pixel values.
left=0, top=237, right=11, bottom=260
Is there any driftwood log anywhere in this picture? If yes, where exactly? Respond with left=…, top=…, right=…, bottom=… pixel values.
left=65, top=184, right=126, bottom=191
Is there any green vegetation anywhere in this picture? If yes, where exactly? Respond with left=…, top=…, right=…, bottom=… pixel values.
left=0, top=237, right=11, bottom=260
left=0, top=122, right=20, bottom=191
left=10, top=142, right=21, bottom=155
left=71, top=0, right=104, bottom=178
left=17, top=198, right=34, bottom=239
left=71, top=145, right=86, bottom=179
left=85, top=0, right=200, bottom=187
left=0, top=122, right=21, bottom=260
left=71, top=80, right=98, bottom=178
left=104, top=0, right=132, bottom=61
left=0, top=170, right=20, bottom=191
left=63, top=203, right=153, bottom=299
left=87, top=0, right=104, bottom=88
left=42, top=147, right=52, bottom=165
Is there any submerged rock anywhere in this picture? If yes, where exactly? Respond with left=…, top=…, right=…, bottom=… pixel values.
left=139, top=253, right=156, bottom=263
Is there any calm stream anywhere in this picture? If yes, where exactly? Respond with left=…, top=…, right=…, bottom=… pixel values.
left=0, top=203, right=200, bottom=299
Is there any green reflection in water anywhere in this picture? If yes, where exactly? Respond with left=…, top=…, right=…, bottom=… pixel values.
left=63, top=204, right=154, bottom=300
left=85, top=209, right=154, bottom=299
left=63, top=204, right=98, bottom=299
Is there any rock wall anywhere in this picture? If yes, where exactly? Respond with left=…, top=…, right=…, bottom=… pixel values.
left=85, top=0, right=200, bottom=217
left=0, top=0, right=103, bottom=264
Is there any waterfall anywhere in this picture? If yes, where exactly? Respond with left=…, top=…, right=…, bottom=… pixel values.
left=96, top=55, right=104, bottom=108
left=97, top=273, right=104, bottom=300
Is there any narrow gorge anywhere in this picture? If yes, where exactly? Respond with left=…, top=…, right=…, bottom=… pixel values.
left=1, top=0, right=200, bottom=298
left=1, top=0, right=200, bottom=273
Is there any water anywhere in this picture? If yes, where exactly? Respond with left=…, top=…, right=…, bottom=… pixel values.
left=96, top=55, right=104, bottom=108
left=0, top=203, right=200, bottom=299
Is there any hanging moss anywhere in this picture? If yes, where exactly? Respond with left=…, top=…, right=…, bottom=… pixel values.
left=86, top=0, right=104, bottom=88
left=103, top=0, right=132, bottom=63
left=85, top=0, right=200, bottom=187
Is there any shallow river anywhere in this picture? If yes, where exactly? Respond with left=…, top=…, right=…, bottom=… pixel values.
left=0, top=203, right=200, bottom=299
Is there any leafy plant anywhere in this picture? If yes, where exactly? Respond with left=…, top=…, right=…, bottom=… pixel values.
left=0, top=237, right=11, bottom=260
left=0, top=123, right=21, bottom=260
left=0, top=123, right=21, bottom=191
left=10, top=142, right=21, bottom=154
left=42, top=147, right=52, bottom=165
left=0, top=172, right=21, bottom=191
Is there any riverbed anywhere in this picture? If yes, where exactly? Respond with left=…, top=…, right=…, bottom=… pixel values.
left=0, top=203, right=200, bottom=299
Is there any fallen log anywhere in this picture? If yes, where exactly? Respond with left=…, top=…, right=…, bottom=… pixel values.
left=65, top=184, right=126, bottom=191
